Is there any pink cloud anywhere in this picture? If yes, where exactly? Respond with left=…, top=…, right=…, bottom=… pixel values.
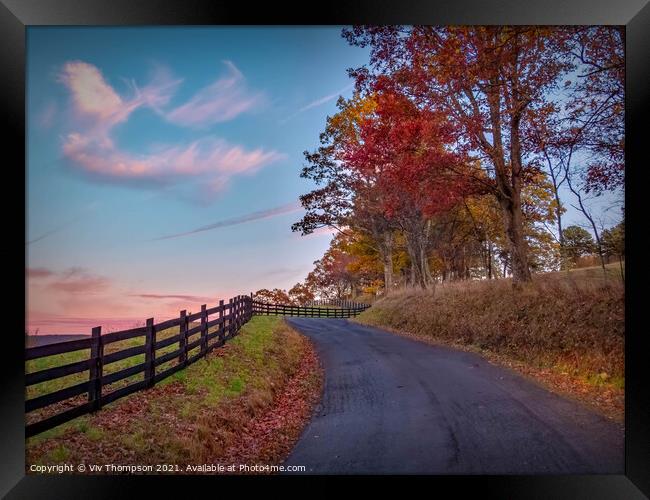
left=26, top=267, right=55, bottom=279
left=46, top=267, right=110, bottom=295
left=62, top=134, right=285, bottom=191
left=27, top=287, right=241, bottom=334
left=58, top=60, right=180, bottom=129
left=165, top=61, right=263, bottom=127
left=57, top=60, right=282, bottom=200
left=59, top=61, right=125, bottom=121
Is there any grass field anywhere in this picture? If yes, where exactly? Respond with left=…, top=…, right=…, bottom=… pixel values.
left=27, top=316, right=322, bottom=470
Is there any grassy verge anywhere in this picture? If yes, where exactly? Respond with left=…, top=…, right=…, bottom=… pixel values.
left=25, top=319, right=252, bottom=426
left=26, top=316, right=322, bottom=472
left=354, top=271, right=624, bottom=422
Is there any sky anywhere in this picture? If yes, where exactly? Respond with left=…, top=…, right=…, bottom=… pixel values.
left=26, top=27, right=623, bottom=335
left=26, top=27, right=368, bottom=334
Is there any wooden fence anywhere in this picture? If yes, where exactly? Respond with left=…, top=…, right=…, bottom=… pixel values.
left=25, top=294, right=253, bottom=438
left=252, top=300, right=370, bottom=318
left=305, top=298, right=369, bottom=309
left=25, top=293, right=371, bottom=437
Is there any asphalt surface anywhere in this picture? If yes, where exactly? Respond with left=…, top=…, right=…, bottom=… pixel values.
left=283, top=318, right=624, bottom=475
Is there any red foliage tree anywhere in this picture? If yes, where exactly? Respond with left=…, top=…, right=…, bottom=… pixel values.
left=342, top=89, right=477, bottom=288
left=343, top=26, right=574, bottom=283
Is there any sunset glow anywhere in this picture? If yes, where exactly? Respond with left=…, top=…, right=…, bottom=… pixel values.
left=26, top=27, right=367, bottom=334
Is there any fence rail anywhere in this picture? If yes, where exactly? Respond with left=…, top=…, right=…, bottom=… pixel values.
left=25, top=293, right=372, bottom=437
left=25, top=294, right=253, bottom=437
left=305, top=298, right=370, bottom=309
left=252, top=300, right=370, bottom=318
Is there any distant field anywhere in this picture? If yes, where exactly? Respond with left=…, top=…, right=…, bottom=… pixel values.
left=26, top=335, right=89, bottom=348
left=544, top=261, right=625, bottom=283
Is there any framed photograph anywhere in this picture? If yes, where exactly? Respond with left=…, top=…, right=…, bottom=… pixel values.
left=3, top=0, right=648, bottom=497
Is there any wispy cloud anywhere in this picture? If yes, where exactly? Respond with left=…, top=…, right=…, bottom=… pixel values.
left=62, top=134, right=285, bottom=189
left=165, top=61, right=264, bottom=128
left=153, top=201, right=302, bottom=241
left=46, top=267, right=111, bottom=295
left=26, top=226, right=66, bottom=246
left=59, top=60, right=180, bottom=129
left=26, top=202, right=100, bottom=246
left=129, top=293, right=215, bottom=303
left=26, top=267, right=56, bottom=279
left=57, top=60, right=281, bottom=202
left=257, top=267, right=303, bottom=279
left=280, top=83, right=353, bottom=124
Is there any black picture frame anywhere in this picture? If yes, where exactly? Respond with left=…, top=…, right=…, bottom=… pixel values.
left=3, top=0, right=648, bottom=497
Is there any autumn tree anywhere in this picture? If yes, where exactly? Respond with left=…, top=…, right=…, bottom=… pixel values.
left=344, top=26, right=574, bottom=283
left=292, top=94, right=401, bottom=293
left=566, top=26, right=624, bottom=195
left=561, top=225, right=596, bottom=266
left=601, top=219, right=625, bottom=282
left=253, top=288, right=291, bottom=304
left=305, top=237, right=360, bottom=299
left=601, top=221, right=624, bottom=263
left=342, top=89, right=476, bottom=288
left=288, top=282, right=315, bottom=305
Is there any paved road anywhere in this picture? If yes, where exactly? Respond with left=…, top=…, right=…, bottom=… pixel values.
left=283, top=318, right=624, bottom=475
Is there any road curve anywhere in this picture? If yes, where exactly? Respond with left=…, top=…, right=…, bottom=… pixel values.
left=283, top=318, right=624, bottom=475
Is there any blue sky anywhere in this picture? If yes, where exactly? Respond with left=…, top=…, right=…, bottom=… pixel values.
left=26, top=27, right=369, bottom=333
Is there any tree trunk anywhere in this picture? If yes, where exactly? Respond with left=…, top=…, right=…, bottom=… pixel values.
left=406, top=238, right=427, bottom=289
left=485, top=38, right=532, bottom=285
left=380, top=231, right=394, bottom=295
left=487, top=240, right=493, bottom=279
left=554, top=183, right=565, bottom=269
left=499, top=194, right=532, bottom=283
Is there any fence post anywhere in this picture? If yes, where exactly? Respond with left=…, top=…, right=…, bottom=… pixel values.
left=218, top=300, right=225, bottom=343
left=200, top=304, right=208, bottom=354
left=229, top=298, right=234, bottom=336
left=145, top=318, right=156, bottom=387
left=89, top=326, right=103, bottom=411
left=234, top=296, right=239, bottom=332
left=179, top=310, right=187, bottom=366
left=235, top=295, right=241, bottom=333
left=233, top=297, right=237, bottom=332
left=235, top=297, right=240, bottom=332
